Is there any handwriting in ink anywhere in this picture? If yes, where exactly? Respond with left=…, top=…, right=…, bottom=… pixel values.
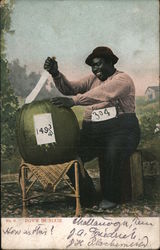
left=73, top=217, right=120, bottom=227
left=3, top=227, right=21, bottom=235
left=66, top=228, right=87, bottom=248
left=66, top=238, right=84, bottom=249
left=3, top=224, right=55, bottom=237
left=67, top=228, right=87, bottom=239
left=88, top=226, right=137, bottom=240
left=132, top=217, right=153, bottom=226
left=23, top=224, right=47, bottom=235
left=67, top=217, right=153, bottom=249
left=87, top=236, right=149, bottom=248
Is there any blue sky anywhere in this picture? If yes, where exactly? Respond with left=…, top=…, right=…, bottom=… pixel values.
left=5, top=0, right=159, bottom=95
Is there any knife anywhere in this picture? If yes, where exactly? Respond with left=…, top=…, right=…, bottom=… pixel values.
left=25, top=57, right=56, bottom=104
left=25, top=71, right=50, bottom=104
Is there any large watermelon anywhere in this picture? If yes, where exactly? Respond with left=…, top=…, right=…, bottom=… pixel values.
left=16, top=100, right=80, bottom=165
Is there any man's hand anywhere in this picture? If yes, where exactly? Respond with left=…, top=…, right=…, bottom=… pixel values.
left=51, top=97, right=75, bottom=108
left=44, top=57, right=59, bottom=77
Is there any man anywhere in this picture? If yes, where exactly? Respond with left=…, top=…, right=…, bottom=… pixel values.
left=44, top=46, right=140, bottom=209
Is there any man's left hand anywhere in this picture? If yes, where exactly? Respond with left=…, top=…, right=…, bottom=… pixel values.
left=51, top=97, right=75, bottom=108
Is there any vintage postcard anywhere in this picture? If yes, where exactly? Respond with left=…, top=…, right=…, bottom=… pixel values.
left=1, top=0, right=160, bottom=249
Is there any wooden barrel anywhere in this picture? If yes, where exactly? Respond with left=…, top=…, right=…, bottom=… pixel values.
left=16, top=100, right=80, bottom=165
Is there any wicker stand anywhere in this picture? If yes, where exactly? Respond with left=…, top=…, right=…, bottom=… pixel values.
left=19, top=160, right=82, bottom=217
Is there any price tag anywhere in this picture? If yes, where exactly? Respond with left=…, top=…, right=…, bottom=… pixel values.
left=33, top=113, right=56, bottom=145
left=91, top=106, right=117, bottom=122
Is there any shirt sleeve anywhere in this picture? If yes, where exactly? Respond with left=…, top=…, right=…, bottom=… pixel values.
left=72, top=73, right=133, bottom=106
left=53, top=72, right=94, bottom=96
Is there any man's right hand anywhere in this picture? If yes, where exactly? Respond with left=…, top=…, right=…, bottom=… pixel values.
left=44, top=57, right=59, bottom=77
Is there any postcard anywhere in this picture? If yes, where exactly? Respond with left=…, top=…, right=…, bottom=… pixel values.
left=1, top=0, right=159, bottom=249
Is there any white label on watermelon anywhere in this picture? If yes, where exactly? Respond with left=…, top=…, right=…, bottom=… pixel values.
left=34, top=113, right=56, bottom=145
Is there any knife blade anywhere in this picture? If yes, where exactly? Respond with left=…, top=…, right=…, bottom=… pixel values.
left=25, top=71, right=50, bottom=104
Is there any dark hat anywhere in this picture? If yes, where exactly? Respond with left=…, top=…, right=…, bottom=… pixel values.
left=85, top=46, right=119, bottom=66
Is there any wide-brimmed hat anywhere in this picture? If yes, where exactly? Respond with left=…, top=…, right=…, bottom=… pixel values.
left=85, top=46, right=119, bottom=66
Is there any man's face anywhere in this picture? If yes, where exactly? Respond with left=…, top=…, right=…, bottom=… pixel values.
left=91, top=57, right=112, bottom=81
